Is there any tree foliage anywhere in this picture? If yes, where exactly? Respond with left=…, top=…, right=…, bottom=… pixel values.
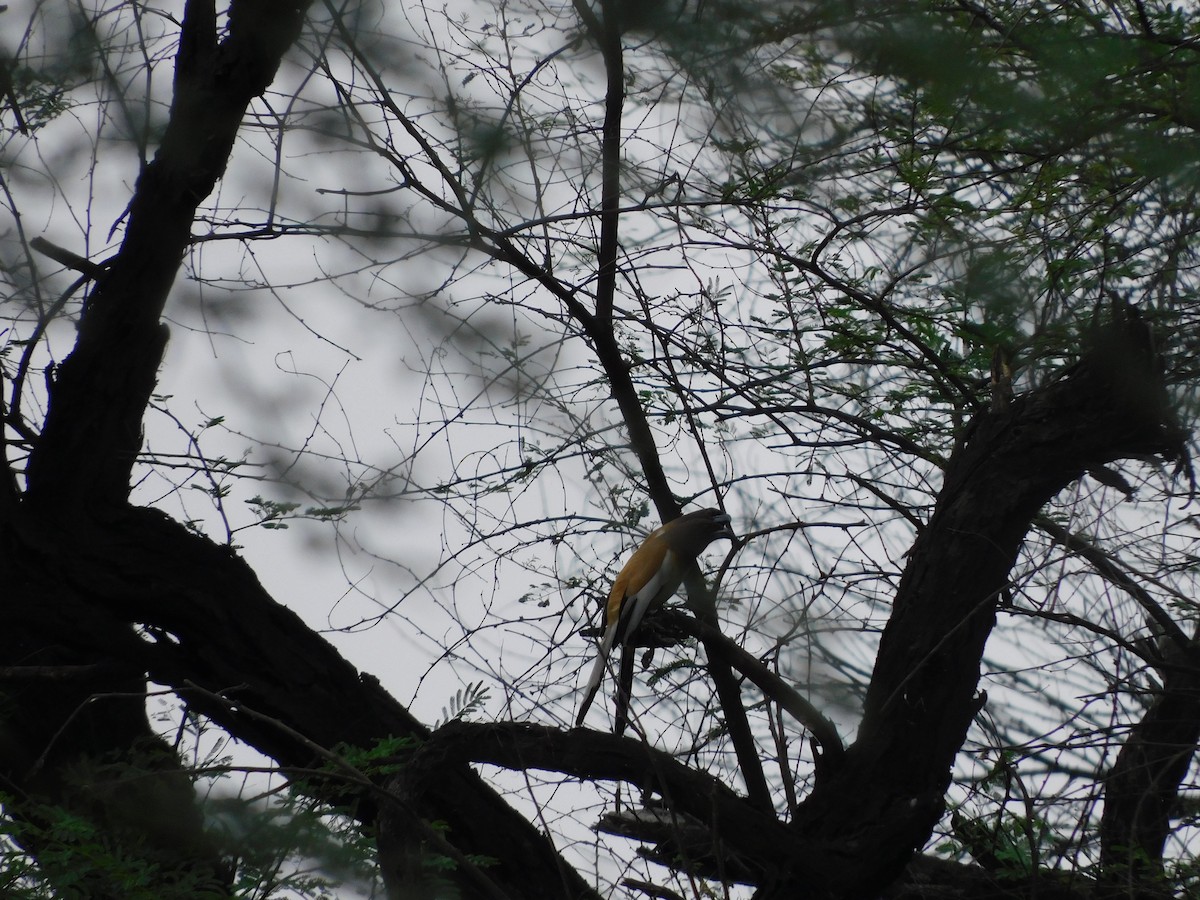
left=2, top=0, right=1200, bottom=898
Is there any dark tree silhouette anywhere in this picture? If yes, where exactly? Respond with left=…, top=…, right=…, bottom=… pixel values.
left=2, top=1, right=1200, bottom=899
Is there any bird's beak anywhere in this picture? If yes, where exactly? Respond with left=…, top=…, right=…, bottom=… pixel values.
left=714, top=514, right=735, bottom=541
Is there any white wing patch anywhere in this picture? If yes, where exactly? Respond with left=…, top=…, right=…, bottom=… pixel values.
left=617, top=548, right=679, bottom=638
left=577, top=548, right=682, bottom=726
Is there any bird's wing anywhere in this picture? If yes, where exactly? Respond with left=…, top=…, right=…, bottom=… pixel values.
left=617, top=547, right=679, bottom=638
left=578, top=542, right=678, bottom=727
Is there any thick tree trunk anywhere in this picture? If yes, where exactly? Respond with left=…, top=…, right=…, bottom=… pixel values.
left=2, top=1, right=309, bottom=894
left=773, top=309, right=1185, bottom=899
left=2, top=2, right=598, bottom=897
left=5, top=505, right=601, bottom=898
left=25, top=0, right=310, bottom=510
left=426, top=311, right=1186, bottom=900
left=1100, top=635, right=1200, bottom=893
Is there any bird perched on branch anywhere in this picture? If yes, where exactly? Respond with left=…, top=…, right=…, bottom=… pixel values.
left=576, top=507, right=735, bottom=732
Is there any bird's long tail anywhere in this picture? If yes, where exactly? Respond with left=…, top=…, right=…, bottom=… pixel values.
left=575, top=620, right=619, bottom=727
left=614, top=645, right=636, bottom=737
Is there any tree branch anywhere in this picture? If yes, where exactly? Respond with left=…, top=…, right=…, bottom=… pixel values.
left=1100, top=635, right=1200, bottom=881
left=8, top=506, right=601, bottom=899
left=662, top=611, right=844, bottom=766
left=776, top=308, right=1186, bottom=898
left=24, top=0, right=310, bottom=509
left=422, top=719, right=804, bottom=880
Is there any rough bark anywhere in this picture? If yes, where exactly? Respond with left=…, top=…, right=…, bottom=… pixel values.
left=25, top=0, right=310, bottom=510
left=1, top=2, right=599, bottom=896
left=0, top=0, right=1190, bottom=893
left=1099, top=637, right=1200, bottom=893
left=2, top=1, right=309, bottom=894
left=770, top=309, right=1185, bottom=899
left=4, top=499, right=602, bottom=898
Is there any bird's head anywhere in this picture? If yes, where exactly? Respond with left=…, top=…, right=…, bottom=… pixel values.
left=667, top=507, right=735, bottom=556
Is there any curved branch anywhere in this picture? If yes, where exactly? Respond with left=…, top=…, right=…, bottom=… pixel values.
left=662, top=611, right=844, bottom=765
left=781, top=308, right=1186, bottom=899
left=25, top=0, right=311, bottom=509
left=8, top=505, right=602, bottom=900
left=1100, top=638, right=1200, bottom=880
left=421, top=719, right=805, bottom=880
